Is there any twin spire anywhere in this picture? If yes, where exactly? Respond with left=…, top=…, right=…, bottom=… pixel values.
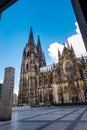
left=28, top=27, right=42, bottom=52
left=37, top=35, right=42, bottom=52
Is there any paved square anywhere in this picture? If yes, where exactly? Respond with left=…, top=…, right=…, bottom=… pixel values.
left=0, top=105, right=87, bottom=130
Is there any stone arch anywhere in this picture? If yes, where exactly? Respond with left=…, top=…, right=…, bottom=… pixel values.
left=27, top=50, right=30, bottom=57
left=26, top=63, right=28, bottom=70
left=69, top=86, right=79, bottom=103
left=49, top=89, right=53, bottom=104
left=38, top=90, right=43, bottom=103
left=58, top=92, right=64, bottom=104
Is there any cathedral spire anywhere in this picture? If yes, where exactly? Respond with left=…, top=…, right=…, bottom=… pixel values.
left=81, top=54, right=85, bottom=68
left=28, top=26, right=34, bottom=46
left=70, top=44, right=75, bottom=56
left=66, top=38, right=70, bottom=49
left=37, top=35, right=42, bottom=52
left=58, top=48, right=61, bottom=60
left=71, top=44, right=74, bottom=52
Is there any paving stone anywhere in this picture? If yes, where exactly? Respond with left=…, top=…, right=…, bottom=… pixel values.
left=42, top=122, right=71, bottom=130
left=0, top=106, right=87, bottom=130
left=74, top=123, right=87, bottom=130
left=0, top=122, right=48, bottom=130
left=60, top=114, right=80, bottom=121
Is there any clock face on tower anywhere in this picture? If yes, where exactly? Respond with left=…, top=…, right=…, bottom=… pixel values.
left=63, top=60, right=74, bottom=80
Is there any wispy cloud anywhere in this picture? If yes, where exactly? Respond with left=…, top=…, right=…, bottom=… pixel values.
left=48, top=22, right=87, bottom=63
left=0, top=80, right=3, bottom=84
left=14, top=77, right=19, bottom=96
left=67, top=22, right=87, bottom=57
left=14, top=87, right=19, bottom=96
left=48, top=42, right=64, bottom=63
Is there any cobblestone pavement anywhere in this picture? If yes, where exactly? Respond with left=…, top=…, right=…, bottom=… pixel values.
left=0, top=106, right=87, bottom=130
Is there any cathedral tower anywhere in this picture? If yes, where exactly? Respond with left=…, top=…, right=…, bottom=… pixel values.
left=18, top=27, right=46, bottom=106
left=37, top=35, right=46, bottom=67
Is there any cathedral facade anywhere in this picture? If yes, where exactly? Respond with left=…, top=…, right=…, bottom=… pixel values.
left=18, top=27, right=87, bottom=106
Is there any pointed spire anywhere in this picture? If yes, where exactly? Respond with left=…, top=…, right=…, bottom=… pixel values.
left=58, top=48, right=61, bottom=60
left=81, top=54, right=85, bottom=62
left=42, top=52, right=46, bottom=66
left=28, top=26, right=34, bottom=46
left=37, top=35, right=40, bottom=45
left=71, top=44, right=74, bottom=52
left=64, top=43, right=65, bottom=47
left=63, top=43, right=66, bottom=49
left=37, top=35, right=46, bottom=67
left=81, top=54, right=85, bottom=68
left=70, top=44, right=75, bottom=56
left=37, top=35, right=42, bottom=52
left=66, top=38, right=70, bottom=49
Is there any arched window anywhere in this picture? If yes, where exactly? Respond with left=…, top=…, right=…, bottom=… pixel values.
left=65, top=62, right=74, bottom=74
left=65, top=61, right=74, bottom=80
left=30, top=49, right=34, bottom=53
left=30, top=60, right=35, bottom=64
left=27, top=51, right=30, bottom=57
left=39, top=93, right=42, bottom=102
left=26, top=63, right=28, bottom=70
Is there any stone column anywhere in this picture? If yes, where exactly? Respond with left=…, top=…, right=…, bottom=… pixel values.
left=0, top=67, right=15, bottom=121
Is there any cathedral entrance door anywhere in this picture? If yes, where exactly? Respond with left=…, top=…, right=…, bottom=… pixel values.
left=69, top=87, right=78, bottom=103
left=49, top=89, right=53, bottom=104
left=58, top=93, right=64, bottom=104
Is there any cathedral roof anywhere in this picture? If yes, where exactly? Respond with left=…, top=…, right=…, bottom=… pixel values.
left=40, top=64, right=53, bottom=72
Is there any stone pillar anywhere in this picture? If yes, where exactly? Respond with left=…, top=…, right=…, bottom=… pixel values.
left=0, top=67, right=15, bottom=121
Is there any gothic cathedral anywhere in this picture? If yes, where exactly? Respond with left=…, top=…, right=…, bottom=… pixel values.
left=18, top=27, right=87, bottom=106
left=18, top=27, right=46, bottom=106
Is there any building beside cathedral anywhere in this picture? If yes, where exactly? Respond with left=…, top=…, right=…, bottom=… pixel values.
left=71, top=0, right=87, bottom=50
left=0, top=83, right=3, bottom=99
left=18, top=27, right=87, bottom=106
left=0, top=0, right=18, bottom=13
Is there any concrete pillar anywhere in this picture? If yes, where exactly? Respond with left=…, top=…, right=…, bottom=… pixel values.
left=0, top=67, right=15, bottom=121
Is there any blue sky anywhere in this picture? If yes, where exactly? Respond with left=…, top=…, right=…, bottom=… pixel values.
left=0, top=0, right=77, bottom=93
